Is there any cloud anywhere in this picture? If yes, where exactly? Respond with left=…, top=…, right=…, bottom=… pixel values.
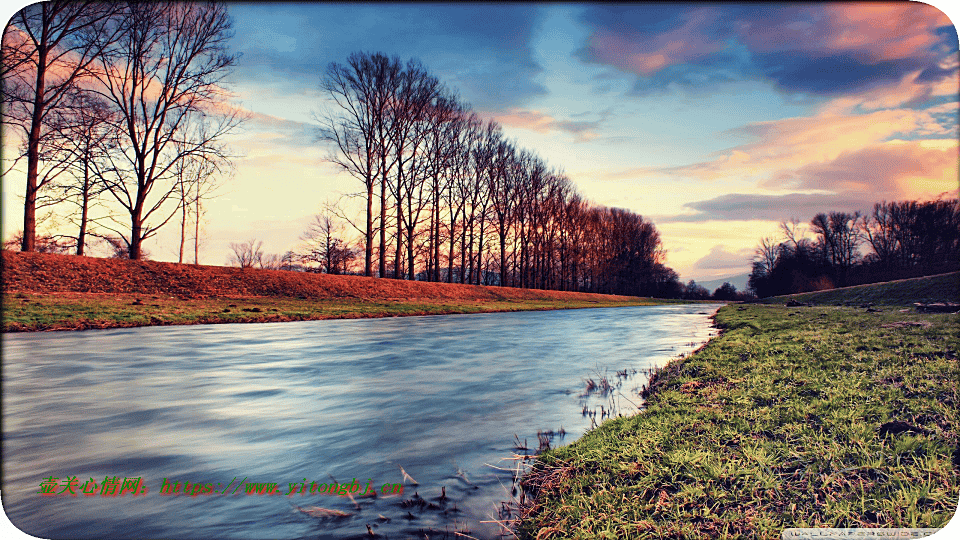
left=770, top=141, right=959, bottom=199
left=652, top=106, right=945, bottom=182
left=667, top=192, right=873, bottom=223
left=228, top=4, right=548, bottom=112
left=653, top=136, right=958, bottom=224
left=491, top=108, right=608, bottom=142
left=693, top=244, right=755, bottom=272
left=578, top=4, right=956, bottom=98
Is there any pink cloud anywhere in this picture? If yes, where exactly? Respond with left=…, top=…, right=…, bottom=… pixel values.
left=493, top=109, right=556, bottom=133
left=773, top=142, right=958, bottom=200
left=740, top=4, right=950, bottom=62
left=491, top=108, right=604, bottom=142
left=656, top=107, right=931, bottom=182
left=587, top=8, right=724, bottom=76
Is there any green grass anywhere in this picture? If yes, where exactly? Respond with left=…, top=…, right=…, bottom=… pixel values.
left=517, top=300, right=959, bottom=539
left=762, top=271, right=959, bottom=307
left=1, top=292, right=684, bottom=332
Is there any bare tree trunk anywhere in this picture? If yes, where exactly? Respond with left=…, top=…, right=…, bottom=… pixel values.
left=22, top=50, right=46, bottom=252
left=194, top=186, right=200, bottom=264
left=379, top=177, right=387, bottom=278
left=365, top=180, right=373, bottom=276
left=178, top=199, right=187, bottom=263
left=76, top=162, right=90, bottom=256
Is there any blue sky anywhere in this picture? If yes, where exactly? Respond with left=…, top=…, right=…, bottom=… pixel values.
left=2, top=1, right=958, bottom=283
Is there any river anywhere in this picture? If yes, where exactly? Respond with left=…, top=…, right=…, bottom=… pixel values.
left=3, top=303, right=720, bottom=539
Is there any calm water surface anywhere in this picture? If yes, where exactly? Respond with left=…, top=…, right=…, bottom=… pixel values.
left=3, top=304, right=720, bottom=539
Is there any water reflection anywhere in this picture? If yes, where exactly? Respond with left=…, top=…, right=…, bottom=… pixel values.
left=3, top=304, right=720, bottom=539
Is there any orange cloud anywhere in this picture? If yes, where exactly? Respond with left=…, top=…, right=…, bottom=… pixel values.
left=773, top=140, right=958, bottom=200
left=661, top=105, right=949, bottom=182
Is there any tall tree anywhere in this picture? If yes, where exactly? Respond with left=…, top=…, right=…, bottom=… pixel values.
left=2, top=1, right=118, bottom=252
left=90, top=1, right=240, bottom=259
left=318, top=52, right=404, bottom=277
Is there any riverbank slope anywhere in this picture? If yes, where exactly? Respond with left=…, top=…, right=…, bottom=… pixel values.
left=1, top=251, right=674, bottom=332
left=517, top=274, right=959, bottom=539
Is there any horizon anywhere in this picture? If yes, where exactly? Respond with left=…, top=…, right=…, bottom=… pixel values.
left=1, top=1, right=957, bottom=285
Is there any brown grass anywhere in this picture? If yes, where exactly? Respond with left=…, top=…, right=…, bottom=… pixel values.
left=1, top=250, right=642, bottom=303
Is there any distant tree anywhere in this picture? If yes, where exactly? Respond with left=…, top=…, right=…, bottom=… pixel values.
left=279, top=251, right=301, bottom=271
left=299, top=211, right=358, bottom=274
left=259, top=252, right=284, bottom=270
left=683, top=280, right=711, bottom=300
left=100, top=235, right=148, bottom=259
left=2, top=231, right=72, bottom=254
left=229, top=239, right=263, bottom=269
left=712, top=282, right=739, bottom=301
left=173, top=148, right=226, bottom=265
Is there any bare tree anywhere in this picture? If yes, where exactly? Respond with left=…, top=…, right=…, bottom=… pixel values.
left=229, top=239, right=263, bottom=269
left=173, top=147, right=227, bottom=264
left=318, top=52, right=402, bottom=277
left=299, top=210, right=357, bottom=274
left=754, top=236, right=779, bottom=277
left=811, top=211, right=862, bottom=283
left=89, top=1, right=241, bottom=260
left=2, top=1, right=118, bottom=252
left=39, top=93, right=115, bottom=256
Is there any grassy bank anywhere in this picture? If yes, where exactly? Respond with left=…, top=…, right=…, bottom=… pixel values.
left=1, top=251, right=674, bottom=332
left=1, top=291, right=670, bottom=332
left=761, top=271, right=959, bottom=307
left=517, top=282, right=958, bottom=538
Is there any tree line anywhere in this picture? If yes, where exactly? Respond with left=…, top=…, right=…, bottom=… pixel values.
left=316, top=52, right=679, bottom=296
left=748, top=198, right=960, bottom=298
left=2, top=1, right=240, bottom=260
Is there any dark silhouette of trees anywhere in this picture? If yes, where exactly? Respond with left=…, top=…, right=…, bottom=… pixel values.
left=299, top=211, right=357, bottom=274
left=860, top=199, right=960, bottom=276
left=749, top=198, right=960, bottom=297
left=711, top=282, right=739, bottom=301
left=811, top=211, right=862, bottom=284
left=683, top=280, right=711, bottom=300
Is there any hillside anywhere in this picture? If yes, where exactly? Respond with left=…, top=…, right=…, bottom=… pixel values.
left=1, top=251, right=672, bottom=332
left=762, top=271, right=959, bottom=307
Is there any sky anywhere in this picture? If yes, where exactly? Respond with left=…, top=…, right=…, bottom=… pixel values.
left=1, top=1, right=958, bottom=284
